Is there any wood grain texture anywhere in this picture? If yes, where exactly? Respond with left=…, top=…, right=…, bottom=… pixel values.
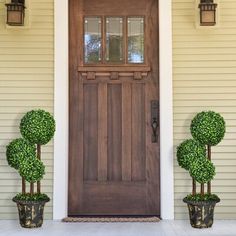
left=98, top=83, right=108, bottom=181
left=83, top=84, right=98, bottom=181
left=69, top=0, right=160, bottom=216
left=122, top=83, right=132, bottom=181
left=82, top=181, right=146, bottom=215
left=145, top=0, right=160, bottom=215
left=108, top=84, right=122, bottom=181
left=131, top=83, right=146, bottom=181
left=68, top=0, right=84, bottom=215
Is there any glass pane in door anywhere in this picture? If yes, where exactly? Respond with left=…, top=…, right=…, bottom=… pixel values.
left=128, top=17, right=144, bottom=63
left=84, top=17, right=102, bottom=63
left=106, top=17, right=123, bottom=63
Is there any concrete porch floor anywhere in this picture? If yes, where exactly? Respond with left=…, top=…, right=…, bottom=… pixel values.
left=0, top=220, right=235, bottom=236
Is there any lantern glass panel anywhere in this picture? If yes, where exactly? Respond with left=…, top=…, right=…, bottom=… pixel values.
left=7, top=10, right=23, bottom=25
left=201, top=10, right=215, bottom=26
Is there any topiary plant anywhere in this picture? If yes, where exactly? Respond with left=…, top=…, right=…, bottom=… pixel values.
left=6, top=138, right=36, bottom=170
left=191, top=111, right=226, bottom=194
left=20, top=109, right=55, bottom=145
left=6, top=110, right=55, bottom=228
left=19, top=156, right=45, bottom=183
left=177, top=139, right=206, bottom=170
left=191, top=111, right=225, bottom=146
left=177, top=139, right=206, bottom=195
left=20, top=109, right=55, bottom=194
left=177, top=110, right=225, bottom=198
left=189, top=158, right=215, bottom=184
left=177, top=111, right=225, bottom=228
left=6, top=138, right=36, bottom=194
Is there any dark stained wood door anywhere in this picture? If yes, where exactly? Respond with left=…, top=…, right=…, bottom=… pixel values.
left=69, top=0, right=160, bottom=216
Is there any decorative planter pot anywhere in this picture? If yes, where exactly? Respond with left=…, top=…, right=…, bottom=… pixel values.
left=183, top=198, right=220, bottom=229
left=13, top=197, right=49, bottom=228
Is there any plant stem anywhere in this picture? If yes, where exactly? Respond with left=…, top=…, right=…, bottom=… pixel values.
left=201, top=183, right=204, bottom=196
left=207, top=145, right=211, bottom=194
left=30, top=182, right=34, bottom=196
left=22, top=177, right=26, bottom=194
left=192, top=178, right=196, bottom=195
left=37, top=144, right=41, bottom=194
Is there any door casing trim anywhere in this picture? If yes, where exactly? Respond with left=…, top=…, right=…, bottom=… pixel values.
left=53, top=0, right=174, bottom=220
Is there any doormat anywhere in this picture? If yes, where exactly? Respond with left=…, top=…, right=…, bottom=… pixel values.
left=62, top=216, right=160, bottom=223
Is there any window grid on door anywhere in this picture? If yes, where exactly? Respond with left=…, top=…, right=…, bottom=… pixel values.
left=83, top=16, right=145, bottom=65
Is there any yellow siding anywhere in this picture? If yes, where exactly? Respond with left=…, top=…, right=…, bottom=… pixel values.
left=0, top=0, right=54, bottom=219
left=173, top=0, right=236, bottom=219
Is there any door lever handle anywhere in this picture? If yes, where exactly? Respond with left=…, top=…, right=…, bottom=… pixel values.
left=151, top=100, right=159, bottom=143
left=151, top=118, right=158, bottom=143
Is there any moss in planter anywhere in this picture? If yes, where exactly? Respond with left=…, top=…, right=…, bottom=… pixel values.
left=14, top=193, right=50, bottom=202
left=185, top=193, right=220, bottom=202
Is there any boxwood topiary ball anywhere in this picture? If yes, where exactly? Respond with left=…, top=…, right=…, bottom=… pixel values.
left=177, top=139, right=206, bottom=170
left=20, top=109, right=56, bottom=145
left=19, top=155, right=45, bottom=183
left=191, top=111, right=225, bottom=146
left=189, top=157, right=215, bottom=184
left=6, top=138, right=36, bottom=170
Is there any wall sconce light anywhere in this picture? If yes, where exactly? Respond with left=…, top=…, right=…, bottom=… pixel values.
left=5, top=0, right=26, bottom=26
left=199, top=0, right=217, bottom=26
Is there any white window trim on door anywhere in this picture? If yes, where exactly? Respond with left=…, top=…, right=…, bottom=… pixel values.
left=53, top=0, right=174, bottom=220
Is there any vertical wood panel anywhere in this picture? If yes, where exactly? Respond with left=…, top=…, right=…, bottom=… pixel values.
left=122, top=83, right=132, bottom=181
left=98, top=83, right=108, bottom=181
left=145, top=82, right=160, bottom=214
left=145, top=0, right=160, bottom=214
left=132, top=83, right=146, bottom=181
left=108, top=84, right=122, bottom=181
left=83, top=84, right=98, bottom=181
left=68, top=0, right=84, bottom=216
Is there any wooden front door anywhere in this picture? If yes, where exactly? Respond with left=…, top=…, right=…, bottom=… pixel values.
left=69, top=0, right=160, bottom=216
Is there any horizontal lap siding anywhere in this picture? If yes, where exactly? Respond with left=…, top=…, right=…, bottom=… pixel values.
left=0, top=0, right=54, bottom=219
left=173, top=0, right=236, bottom=220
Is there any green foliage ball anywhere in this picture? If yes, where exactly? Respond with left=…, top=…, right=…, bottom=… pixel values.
left=20, top=109, right=56, bottom=145
left=6, top=138, right=36, bottom=170
left=177, top=139, right=206, bottom=170
left=191, top=111, right=226, bottom=146
left=19, top=155, right=45, bottom=183
left=189, top=158, right=215, bottom=184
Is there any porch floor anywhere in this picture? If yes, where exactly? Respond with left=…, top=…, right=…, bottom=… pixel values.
left=0, top=220, right=235, bottom=236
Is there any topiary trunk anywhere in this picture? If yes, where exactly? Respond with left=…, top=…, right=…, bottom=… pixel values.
left=201, top=183, right=204, bottom=196
left=207, top=145, right=211, bottom=194
left=192, top=178, right=196, bottom=195
left=30, top=183, right=34, bottom=195
left=37, top=144, right=41, bottom=194
left=22, top=178, right=26, bottom=194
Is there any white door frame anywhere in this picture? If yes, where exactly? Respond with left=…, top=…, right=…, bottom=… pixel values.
left=53, top=0, right=174, bottom=220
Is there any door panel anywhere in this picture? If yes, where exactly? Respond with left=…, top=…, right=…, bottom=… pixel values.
left=69, top=0, right=160, bottom=216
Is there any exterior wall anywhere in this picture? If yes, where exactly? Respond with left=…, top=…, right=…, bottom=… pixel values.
left=173, top=0, right=236, bottom=219
left=0, top=0, right=54, bottom=219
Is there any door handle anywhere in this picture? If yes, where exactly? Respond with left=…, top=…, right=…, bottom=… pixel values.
left=151, top=100, right=159, bottom=143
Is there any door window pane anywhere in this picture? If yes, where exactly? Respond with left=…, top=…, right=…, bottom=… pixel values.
left=84, top=17, right=102, bottom=63
left=128, top=17, right=144, bottom=63
left=106, top=17, right=123, bottom=63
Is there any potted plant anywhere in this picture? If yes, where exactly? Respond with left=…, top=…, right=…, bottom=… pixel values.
left=6, top=109, right=55, bottom=228
left=177, top=111, right=225, bottom=228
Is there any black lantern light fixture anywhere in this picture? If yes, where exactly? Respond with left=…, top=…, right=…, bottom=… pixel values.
left=5, top=0, right=26, bottom=26
left=199, top=0, right=217, bottom=26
